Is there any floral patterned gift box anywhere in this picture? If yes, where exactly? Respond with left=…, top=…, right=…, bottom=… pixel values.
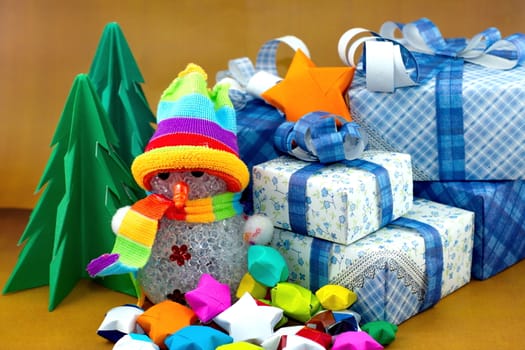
left=271, top=198, right=475, bottom=325
left=252, top=151, right=413, bottom=245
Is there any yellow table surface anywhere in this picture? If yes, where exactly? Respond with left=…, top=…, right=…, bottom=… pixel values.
left=2, top=208, right=525, bottom=349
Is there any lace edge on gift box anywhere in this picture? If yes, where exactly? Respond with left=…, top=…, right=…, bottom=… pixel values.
left=329, top=249, right=427, bottom=302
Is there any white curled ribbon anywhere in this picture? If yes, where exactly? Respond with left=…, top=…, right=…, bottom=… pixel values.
left=338, top=18, right=525, bottom=92
left=338, top=27, right=418, bottom=92
left=216, top=36, right=310, bottom=109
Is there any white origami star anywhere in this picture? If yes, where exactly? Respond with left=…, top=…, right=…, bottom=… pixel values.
left=213, top=292, right=283, bottom=343
left=262, top=333, right=326, bottom=350
left=261, top=325, right=328, bottom=350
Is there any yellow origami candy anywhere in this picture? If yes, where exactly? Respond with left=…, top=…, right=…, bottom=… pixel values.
left=236, top=272, right=268, bottom=300
left=315, top=284, right=357, bottom=310
left=217, top=342, right=263, bottom=350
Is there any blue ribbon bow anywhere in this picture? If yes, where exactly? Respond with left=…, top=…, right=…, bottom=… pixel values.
left=378, top=18, right=525, bottom=84
left=339, top=18, right=525, bottom=92
left=274, top=111, right=368, bottom=164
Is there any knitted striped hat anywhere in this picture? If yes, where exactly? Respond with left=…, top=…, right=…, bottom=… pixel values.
left=131, top=64, right=249, bottom=193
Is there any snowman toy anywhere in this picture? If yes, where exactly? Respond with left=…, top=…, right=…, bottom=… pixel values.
left=87, top=64, right=271, bottom=305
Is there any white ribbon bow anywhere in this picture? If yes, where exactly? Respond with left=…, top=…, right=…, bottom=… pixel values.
left=338, top=19, right=525, bottom=92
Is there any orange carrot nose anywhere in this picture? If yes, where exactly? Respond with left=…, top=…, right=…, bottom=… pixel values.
left=173, top=181, right=189, bottom=210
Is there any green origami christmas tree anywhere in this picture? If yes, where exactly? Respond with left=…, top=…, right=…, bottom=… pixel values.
left=89, top=22, right=156, bottom=169
left=3, top=74, right=143, bottom=311
left=3, top=22, right=159, bottom=310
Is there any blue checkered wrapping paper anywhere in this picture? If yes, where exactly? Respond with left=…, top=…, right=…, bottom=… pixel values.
left=413, top=180, right=525, bottom=280
left=236, top=99, right=284, bottom=171
left=270, top=198, right=474, bottom=325
left=348, top=63, right=525, bottom=180
left=235, top=99, right=284, bottom=213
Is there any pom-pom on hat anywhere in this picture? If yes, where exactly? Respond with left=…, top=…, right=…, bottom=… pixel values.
left=131, top=63, right=249, bottom=193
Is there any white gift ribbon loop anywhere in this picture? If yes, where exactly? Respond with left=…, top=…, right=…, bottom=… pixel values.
left=216, top=36, right=310, bottom=109
left=383, top=18, right=525, bottom=69
left=255, top=35, right=310, bottom=75
left=338, top=27, right=418, bottom=92
left=339, top=18, right=525, bottom=92
left=337, top=27, right=377, bottom=67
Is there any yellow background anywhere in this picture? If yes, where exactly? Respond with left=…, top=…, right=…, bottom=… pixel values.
left=1, top=0, right=524, bottom=208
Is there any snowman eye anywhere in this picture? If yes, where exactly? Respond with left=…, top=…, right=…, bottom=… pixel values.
left=157, top=172, right=170, bottom=180
left=191, top=171, right=204, bottom=178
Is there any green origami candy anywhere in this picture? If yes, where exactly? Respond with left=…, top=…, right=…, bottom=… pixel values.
left=361, top=320, right=398, bottom=345
left=247, top=245, right=289, bottom=287
left=271, top=282, right=322, bottom=322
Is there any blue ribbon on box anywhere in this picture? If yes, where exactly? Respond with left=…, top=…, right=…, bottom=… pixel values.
left=310, top=238, right=332, bottom=291
left=288, top=159, right=394, bottom=237
left=339, top=18, right=525, bottom=180
left=390, top=217, right=443, bottom=311
left=413, top=180, right=525, bottom=280
left=280, top=112, right=393, bottom=291
left=308, top=216, right=444, bottom=310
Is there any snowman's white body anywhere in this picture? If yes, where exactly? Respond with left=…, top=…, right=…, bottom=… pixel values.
left=136, top=171, right=249, bottom=304
left=138, top=215, right=247, bottom=304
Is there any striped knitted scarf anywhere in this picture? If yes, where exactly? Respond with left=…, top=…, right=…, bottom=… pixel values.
left=87, top=192, right=243, bottom=277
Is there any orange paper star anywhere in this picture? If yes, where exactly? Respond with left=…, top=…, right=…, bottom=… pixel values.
left=261, top=49, right=355, bottom=122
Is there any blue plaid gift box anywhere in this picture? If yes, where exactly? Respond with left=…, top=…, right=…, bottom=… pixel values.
left=414, top=180, right=525, bottom=280
left=349, top=64, right=525, bottom=181
left=253, top=151, right=413, bottom=245
left=341, top=18, right=525, bottom=181
left=271, top=198, right=474, bottom=325
left=235, top=99, right=284, bottom=213
left=218, top=36, right=310, bottom=212
left=236, top=99, right=284, bottom=173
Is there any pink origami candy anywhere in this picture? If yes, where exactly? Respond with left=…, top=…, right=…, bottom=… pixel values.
left=332, top=331, right=383, bottom=350
left=184, top=274, right=232, bottom=323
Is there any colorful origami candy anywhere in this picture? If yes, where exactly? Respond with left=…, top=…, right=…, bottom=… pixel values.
left=136, top=300, right=197, bottom=349
left=248, top=245, right=289, bottom=287
left=213, top=292, right=283, bottom=343
left=270, top=282, right=321, bottom=322
left=96, top=304, right=145, bottom=343
left=113, top=333, right=159, bottom=350
left=184, top=274, right=231, bottom=323
left=164, top=325, right=233, bottom=350
left=315, top=284, right=357, bottom=311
